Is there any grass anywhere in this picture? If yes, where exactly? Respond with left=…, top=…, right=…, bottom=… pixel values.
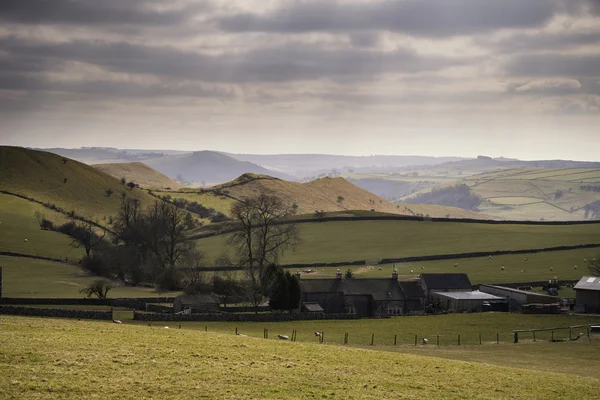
left=0, top=256, right=181, bottom=298
left=297, top=247, right=600, bottom=284
left=195, top=219, right=600, bottom=265
left=2, top=315, right=599, bottom=399
left=92, top=162, right=183, bottom=189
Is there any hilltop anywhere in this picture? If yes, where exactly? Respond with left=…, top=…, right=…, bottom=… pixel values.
left=145, top=151, right=293, bottom=186
left=0, top=146, right=155, bottom=226
left=93, top=162, right=183, bottom=189
left=164, top=174, right=487, bottom=220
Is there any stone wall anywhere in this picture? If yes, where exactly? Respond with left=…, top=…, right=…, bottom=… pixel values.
left=2, top=297, right=176, bottom=311
left=0, top=305, right=112, bottom=320
left=134, top=311, right=359, bottom=322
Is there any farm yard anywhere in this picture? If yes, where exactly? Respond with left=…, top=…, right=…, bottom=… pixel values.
left=2, top=315, right=600, bottom=399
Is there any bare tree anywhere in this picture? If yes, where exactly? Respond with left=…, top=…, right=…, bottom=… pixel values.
left=79, top=279, right=113, bottom=299
left=70, top=220, right=106, bottom=257
left=226, top=193, right=301, bottom=306
left=588, top=254, right=600, bottom=276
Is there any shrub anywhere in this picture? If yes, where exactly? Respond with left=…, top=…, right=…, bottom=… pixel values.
left=79, top=279, right=113, bottom=299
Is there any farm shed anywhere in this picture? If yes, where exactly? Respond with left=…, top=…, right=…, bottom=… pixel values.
left=479, top=285, right=560, bottom=308
left=173, top=294, right=220, bottom=314
left=574, top=276, right=600, bottom=313
left=431, top=291, right=507, bottom=313
left=302, top=302, right=324, bottom=313
left=419, top=273, right=472, bottom=304
left=299, top=270, right=419, bottom=317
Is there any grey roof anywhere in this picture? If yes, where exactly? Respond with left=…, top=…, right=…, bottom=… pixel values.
left=433, top=290, right=504, bottom=301
left=399, top=280, right=424, bottom=299
left=175, top=293, right=220, bottom=305
left=303, top=302, right=325, bottom=312
left=420, top=273, right=472, bottom=291
left=300, top=278, right=405, bottom=301
left=480, top=284, right=559, bottom=298
left=574, top=276, right=600, bottom=291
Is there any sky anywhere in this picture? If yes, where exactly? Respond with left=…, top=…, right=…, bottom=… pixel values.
left=0, top=0, right=599, bottom=160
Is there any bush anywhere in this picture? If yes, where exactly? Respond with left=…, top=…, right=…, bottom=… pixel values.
left=79, top=279, right=113, bottom=299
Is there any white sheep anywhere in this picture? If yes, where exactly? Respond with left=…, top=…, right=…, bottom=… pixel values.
left=454, top=263, right=458, bottom=267
left=422, top=338, right=428, bottom=345
left=574, top=265, right=578, bottom=270
left=278, top=335, right=289, bottom=340
left=524, top=258, right=528, bottom=262
left=488, top=255, right=492, bottom=260
left=236, top=333, right=247, bottom=337
left=521, top=270, right=525, bottom=273
left=421, top=266, right=424, bottom=270
left=24, top=239, right=28, bottom=242
left=314, top=332, right=322, bottom=337
left=112, top=320, right=122, bottom=324
left=550, top=267, right=553, bottom=271
left=410, top=269, right=414, bottom=273
left=501, top=266, right=505, bottom=270
left=378, top=267, right=383, bottom=271
left=164, top=326, right=170, bottom=329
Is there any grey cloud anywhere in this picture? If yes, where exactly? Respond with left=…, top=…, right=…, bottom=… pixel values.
left=505, top=54, right=600, bottom=78
left=217, top=0, right=559, bottom=37
left=0, top=0, right=210, bottom=26
left=0, top=37, right=471, bottom=84
left=478, top=30, right=600, bottom=53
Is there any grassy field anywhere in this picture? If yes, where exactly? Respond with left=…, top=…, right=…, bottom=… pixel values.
left=0, top=256, right=180, bottom=298
left=93, top=162, right=183, bottom=190
left=195, top=219, right=600, bottom=265
left=0, top=194, right=83, bottom=260
left=297, top=247, right=600, bottom=284
left=2, top=316, right=599, bottom=399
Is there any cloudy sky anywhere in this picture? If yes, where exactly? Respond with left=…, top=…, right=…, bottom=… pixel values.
left=1, top=0, right=599, bottom=160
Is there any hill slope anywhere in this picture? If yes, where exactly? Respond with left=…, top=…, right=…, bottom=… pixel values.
left=0, top=146, right=155, bottom=226
left=93, top=162, right=183, bottom=189
left=145, top=151, right=294, bottom=185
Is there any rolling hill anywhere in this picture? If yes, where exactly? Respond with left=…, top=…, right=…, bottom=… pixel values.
left=0, top=146, right=156, bottom=227
left=157, top=174, right=488, bottom=220
left=144, top=151, right=294, bottom=186
left=93, top=162, right=183, bottom=189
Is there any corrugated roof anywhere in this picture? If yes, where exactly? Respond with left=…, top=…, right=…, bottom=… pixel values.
left=303, top=302, right=325, bottom=312
left=420, top=273, right=472, bottom=290
left=433, top=290, right=505, bottom=301
left=574, top=276, right=600, bottom=291
left=480, top=284, right=559, bottom=299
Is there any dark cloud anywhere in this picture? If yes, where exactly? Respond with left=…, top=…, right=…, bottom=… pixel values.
left=217, top=0, right=559, bottom=37
left=505, top=54, right=600, bottom=78
left=0, top=37, right=471, bottom=84
left=0, top=0, right=210, bottom=26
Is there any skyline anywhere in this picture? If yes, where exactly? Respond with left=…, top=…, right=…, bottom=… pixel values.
left=1, top=0, right=600, bottom=161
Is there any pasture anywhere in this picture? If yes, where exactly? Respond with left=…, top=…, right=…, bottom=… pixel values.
left=194, top=219, right=600, bottom=265
left=2, top=315, right=599, bottom=399
left=0, top=256, right=180, bottom=298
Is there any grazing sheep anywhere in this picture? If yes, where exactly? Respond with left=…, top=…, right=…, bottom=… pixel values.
left=574, top=265, right=578, bottom=270
left=550, top=267, right=553, bottom=271
left=378, top=267, right=382, bottom=271
left=236, top=333, right=247, bottom=337
left=584, top=259, right=587, bottom=262
left=421, top=266, right=424, bottom=270
left=524, top=258, right=528, bottom=262
left=278, top=335, right=289, bottom=340
left=501, top=266, right=505, bottom=270
left=24, top=239, right=28, bottom=242
left=521, top=270, right=525, bottom=273
left=422, top=338, right=428, bottom=345
left=112, top=320, right=122, bottom=324
left=454, top=263, right=458, bottom=267
left=488, top=255, right=492, bottom=260
left=314, top=332, right=322, bottom=337
left=410, top=269, right=414, bottom=273
left=164, top=326, right=169, bottom=329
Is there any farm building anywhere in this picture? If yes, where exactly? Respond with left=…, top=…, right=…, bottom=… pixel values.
left=299, top=269, right=423, bottom=317
left=173, top=294, right=221, bottom=314
left=479, top=285, right=560, bottom=308
left=419, top=273, right=472, bottom=304
left=574, top=276, right=600, bottom=313
left=431, top=290, right=507, bottom=313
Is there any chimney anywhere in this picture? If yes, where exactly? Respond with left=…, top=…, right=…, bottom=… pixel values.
left=335, top=269, right=342, bottom=280
left=392, top=266, right=398, bottom=280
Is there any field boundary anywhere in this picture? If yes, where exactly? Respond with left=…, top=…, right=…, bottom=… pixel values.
left=0, top=251, right=74, bottom=264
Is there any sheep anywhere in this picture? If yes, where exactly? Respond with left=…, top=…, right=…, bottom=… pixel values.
left=488, top=255, right=492, bottom=260
left=501, top=266, right=505, bottom=270
left=24, top=239, right=28, bottom=242
left=378, top=267, right=383, bottom=271
left=236, top=333, right=247, bottom=337
left=574, top=265, right=578, bottom=270
left=164, top=326, right=170, bottom=329
left=521, top=270, right=525, bottom=273
left=410, top=269, right=414, bottom=273
left=422, top=338, right=428, bottom=345
left=112, top=320, right=122, bottom=324
left=314, top=332, right=322, bottom=337
left=421, top=266, right=424, bottom=270
left=278, top=335, right=289, bottom=340
left=454, top=263, right=458, bottom=268
left=524, top=258, right=528, bottom=262
left=550, top=267, right=553, bottom=271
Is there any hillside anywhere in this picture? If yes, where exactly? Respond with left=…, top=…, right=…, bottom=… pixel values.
left=3, top=316, right=598, bottom=399
left=0, top=146, right=155, bottom=227
left=144, top=151, right=294, bottom=186
left=160, top=174, right=488, bottom=220
left=93, top=162, right=183, bottom=189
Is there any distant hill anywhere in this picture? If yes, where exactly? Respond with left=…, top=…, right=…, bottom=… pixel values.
left=37, top=147, right=182, bottom=165
left=162, top=173, right=488, bottom=220
left=93, top=162, right=183, bottom=190
left=144, top=151, right=295, bottom=185
left=0, top=146, right=155, bottom=226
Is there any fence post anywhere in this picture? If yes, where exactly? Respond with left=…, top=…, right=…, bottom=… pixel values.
left=479, top=333, right=482, bottom=345
left=205, top=325, right=207, bottom=332
left=437, top=335, right=439, bottom=346
left=587, top=327, right=590, bottom=339
left=321, top=331, right=324, bottom=344
left=236, top=327, right=238, bottom=335
left=394, top=334, right=397, bottom=346
left=458, top=335, right=460, bottom=346
left=496, top=333, right=499, bottom=344
left=533, top=331, right=536, bottom=342
left=514, top=332, right=518, bottom=343
left=179, top=324, right=181, bottom=330
left=371, top=334, right=375, bottom=346
left=414, top=334, right=417, bottom=346
left=569, top=329, right=572, bottom=340
left=110, top=307, right=114, bottom=320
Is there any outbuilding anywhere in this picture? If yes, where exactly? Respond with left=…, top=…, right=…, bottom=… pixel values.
left=431, top=290, right=507, bottom=313
left=479, top=284, right=560, bottom=308
left=574, top=276, right=600, bottom=313
left=173, top=294, right=221, bottom=314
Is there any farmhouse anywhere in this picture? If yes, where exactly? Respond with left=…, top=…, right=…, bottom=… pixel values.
left=574, top=276, right=600, bottom=313
left=173, top=294, right=221, bottom=314
left=299, top=269, right=423, bottom=317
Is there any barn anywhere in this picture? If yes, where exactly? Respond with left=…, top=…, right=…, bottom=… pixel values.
left=419, top=273, right=472, bottom=305
left=431, top=290, right=507, bottom=313
left=574, top=276, right=600, bottom=313
left=479, top=284, right=560, bottom=309
left=173, top=294, right=221, bottom=313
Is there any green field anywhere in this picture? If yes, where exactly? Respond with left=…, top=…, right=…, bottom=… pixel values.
left=195, top=219, right=600, bottom=265
left=2, top=316, right=599, bottom=399
left=297, top=247, right=600, bottom=284
left=0, top=256, right=180, bottom=298
left=0, top=194, right=83, bottom=260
